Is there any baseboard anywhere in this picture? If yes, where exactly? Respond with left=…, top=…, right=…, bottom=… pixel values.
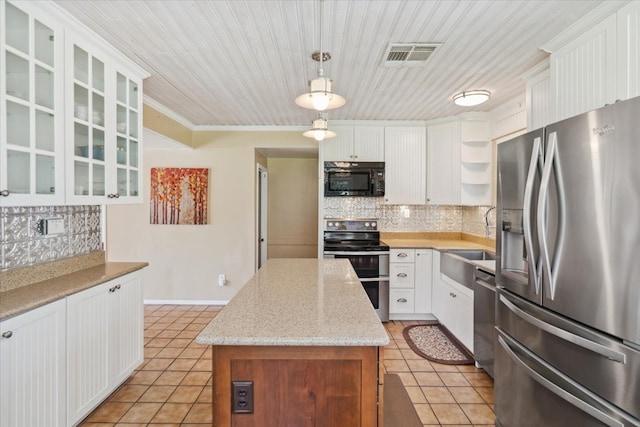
left=144, top=299, right=229, bottom=306
left=389, top=313, right=437, bottom=321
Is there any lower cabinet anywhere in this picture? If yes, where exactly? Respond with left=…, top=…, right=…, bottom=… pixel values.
left=67, top=272, right=143, bottom=425
left=0, top=270, right=143, bottom=427
left=432, top=251, right=474, bottom=352
left=389, top=248, right=434, bottom=320
left=0, top=299, right=67, bottom=427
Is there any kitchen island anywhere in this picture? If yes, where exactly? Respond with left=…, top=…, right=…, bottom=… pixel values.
left=196, top=258, right=389, bottom=427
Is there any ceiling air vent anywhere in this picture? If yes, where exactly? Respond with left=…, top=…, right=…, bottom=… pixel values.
left=384, top=43, right=441, bottom=67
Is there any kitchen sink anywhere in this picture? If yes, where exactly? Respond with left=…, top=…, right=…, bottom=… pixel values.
left=440, top=249, right=496, bottom=289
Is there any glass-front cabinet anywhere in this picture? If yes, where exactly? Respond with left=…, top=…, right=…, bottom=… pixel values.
left=1, top=1, right=65, bottom=206
left=65, top=35, right=143, bottom=204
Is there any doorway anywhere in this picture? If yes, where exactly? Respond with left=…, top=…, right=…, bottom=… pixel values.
left=257, top=164, right=268, bottom=270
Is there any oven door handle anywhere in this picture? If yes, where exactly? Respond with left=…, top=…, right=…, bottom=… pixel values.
left=359, top=277, right=389, bottom=282
left=323, top=251, right=388, bottom=256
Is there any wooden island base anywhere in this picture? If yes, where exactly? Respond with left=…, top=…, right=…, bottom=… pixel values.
left=212, top=345, right=384, bottom=427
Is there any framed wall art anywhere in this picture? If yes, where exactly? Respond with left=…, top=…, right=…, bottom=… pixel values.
left=150, top=168, right=209, bottom=225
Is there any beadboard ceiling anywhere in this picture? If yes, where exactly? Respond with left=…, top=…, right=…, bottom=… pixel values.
left=56, top=0, right=606, bottom=127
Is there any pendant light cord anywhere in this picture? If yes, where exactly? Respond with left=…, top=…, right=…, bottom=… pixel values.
left=318, top=0, right=324, bottom=77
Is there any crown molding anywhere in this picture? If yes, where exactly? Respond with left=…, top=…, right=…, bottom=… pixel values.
left=143, top=96, right=196, bottom=129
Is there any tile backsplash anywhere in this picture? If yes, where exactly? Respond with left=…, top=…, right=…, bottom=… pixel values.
left=324, top=197, right=496, bottom=238
left=0, top=205, right=102, bottom=271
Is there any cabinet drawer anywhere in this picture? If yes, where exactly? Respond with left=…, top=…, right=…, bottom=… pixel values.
left=390, top=249, right=415, bottom=263
left=389, top=264, right=415, bottom=288
left=390, top=289, right=415, bottom=314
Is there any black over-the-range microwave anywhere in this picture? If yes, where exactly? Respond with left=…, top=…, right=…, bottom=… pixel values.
left=324, top=161, right=385, bottom=197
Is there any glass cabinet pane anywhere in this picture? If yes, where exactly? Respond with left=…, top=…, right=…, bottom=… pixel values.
left=74, top=46, right=88, bottom=84
left=34, top=20, right=54, bottom=66
left=7, top=102, right=29, bottom=147
left=74, top=84, right=88, bottom=121
left=117, top=136, right=127, bottom=165
left=129, top=110, right=138, bottom=138
left=5, top=3, right=29, bottom=54
left=130, top=140, right=138, bottom=167
left=35, top=154, right=55, bottom=194
left=74, top=123, right=89, bottom=157
left=129, top=80, right=138, bottom=107
left=74, top=161, right=89, bottom=195
left=130, top=170, right=139, bottom=196
left=35, top=110, right=54, bottom=151
left=35, top=65, right=53, bottom=108
left=92, top=92, right=104, bottom=126
left=117, top=73, right=126, bottom=104
left=7, top=150, right=30, bottom=193
left=92, top=57, right=104, bottom=92
left=6, top=52, right=29, bottom=101
left=93, top=164, right=105, bottom=196
left=117, top=168, right=127, bottom=196
left=92, top=129, right=104, bottom=161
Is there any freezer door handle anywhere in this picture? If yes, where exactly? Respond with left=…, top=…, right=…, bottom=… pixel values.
left=497, top=332, right=624, bottom=427
left=499, top=294, right=626, bottom=364
left=523, top=136, right=543, bottom=294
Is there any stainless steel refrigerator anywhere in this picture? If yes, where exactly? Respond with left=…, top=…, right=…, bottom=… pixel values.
left=495, top=95, right=640, bottom=427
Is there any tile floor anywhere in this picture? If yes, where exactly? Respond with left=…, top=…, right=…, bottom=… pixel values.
left=80, top=305, right=495, bottom=426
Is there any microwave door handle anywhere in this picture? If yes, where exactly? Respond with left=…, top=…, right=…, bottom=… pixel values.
left=496, top=334, right=624, bottom=427
left=537, top=132, right=557, bottom=299
left=523, top=136, right=542, bottom=294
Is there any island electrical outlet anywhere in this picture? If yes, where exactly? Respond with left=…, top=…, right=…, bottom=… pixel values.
left=232, top=381, right=253, bottom=414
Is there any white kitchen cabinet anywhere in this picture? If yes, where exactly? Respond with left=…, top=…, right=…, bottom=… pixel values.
left=617, top=1, right=640, bottom=100
left=431, top=250, right=474, bottom=352
left=66, top=271, right=143, bottom=425
left=427, top=120, right=460, bottom=205
left=525, top=64, right=551, bottom=130
left=0, top=298, right=66, bottom=427
left=1, top=0, right=146, bottom=207
left=459, top=119, right=492, bottom=206
left=384, top=127, right=426, bottom=205
left=0, top=0, right=65, bottom=206
left=389, top=248, right=434, bottom=320
left=322, top=126, right=384, bottom=162
left=65, top=34, right=144, bottom=204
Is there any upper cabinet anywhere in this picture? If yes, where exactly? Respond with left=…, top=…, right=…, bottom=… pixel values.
left=544, top=1, right=640, bottom=122
left=1, top=1, right=65, bottom=206
left=384, top=126, right=426, bottom=205
left=323, top=126, right=384, bottom=162
left=0, top=0, right=148, bottom=206
left=427, top=116, right=492, bottom=206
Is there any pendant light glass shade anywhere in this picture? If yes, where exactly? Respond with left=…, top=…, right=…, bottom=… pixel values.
left=296, top=76, right=346, bottom=111
left=303, top=116, right=336, bottom=141
left=453, top=90, right=491, bottom=106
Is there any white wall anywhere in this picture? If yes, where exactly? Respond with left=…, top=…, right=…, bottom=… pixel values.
left=105, top=130, right=317, bottom=303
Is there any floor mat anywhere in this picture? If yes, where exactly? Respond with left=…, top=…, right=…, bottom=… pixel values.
left=403, top=321, right=474, bottom=365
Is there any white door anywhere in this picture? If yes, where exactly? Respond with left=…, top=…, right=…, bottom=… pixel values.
left=257, top=164, right=268, bottom=269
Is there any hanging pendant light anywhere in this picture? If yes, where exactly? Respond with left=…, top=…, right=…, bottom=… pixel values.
left=303, top=113, right=336, bottom=142
left=295, top=0, right=346, bottom=111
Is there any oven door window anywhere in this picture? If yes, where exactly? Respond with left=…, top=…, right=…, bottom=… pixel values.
left=327, top=171, right=371, bottom=193
left=332, top=254, right=379, bottom=278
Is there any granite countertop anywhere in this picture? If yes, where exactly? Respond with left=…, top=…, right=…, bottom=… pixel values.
left=196, top=258, right=390, bottom=347
left=0, top=262, right=148, bottom=321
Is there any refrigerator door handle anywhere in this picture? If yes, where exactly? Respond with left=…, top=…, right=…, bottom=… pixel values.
left=499, top=294, right=626, bottom=363
left=497, top=333, right=625, bottom=427
left=523, top=136, right=543, bottom=294
left=537, top=132, right=558, bottom=298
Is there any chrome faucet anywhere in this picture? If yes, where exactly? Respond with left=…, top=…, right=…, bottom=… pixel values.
left=484, top=206, right=496, bottom=238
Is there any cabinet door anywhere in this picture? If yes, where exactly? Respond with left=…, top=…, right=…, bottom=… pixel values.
left=617, top=1, right=640, bottom=100
left=66, top=282, right=110, bottom=426
left=1, top=1, right=65, bottom=206
left=427, top=121, right=460, bottom=205
left=550, top=14, right=617, bottom=122
left=108, top=272, right=143, bottom=385
left=322, top=126, right=354, bottom=161
left=65, top=36, right=108, bottom=204
left=414, top=250, right=433, bottom=314
left=353, top=126, right=384, bottom=161
left=0, top=299, right=66, bottom=427
left=457, top=291, right=474, bottom=352
left=384, top=127, right=426, bottom=205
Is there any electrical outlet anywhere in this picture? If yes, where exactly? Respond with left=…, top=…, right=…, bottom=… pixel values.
left=232, top=381, right=253, bottom=414
left=218, top=274, right=226, bottom=286
left=38, top=218, right=65, bottom=235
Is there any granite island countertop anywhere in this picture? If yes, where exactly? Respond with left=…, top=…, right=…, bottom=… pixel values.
left=0, top=261, right=148, bottom=321
left=196, top=258, right=390, bottom=347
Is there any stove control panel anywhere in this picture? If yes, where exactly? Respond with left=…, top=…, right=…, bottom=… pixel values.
left=325, top=219, right=378, bottom=231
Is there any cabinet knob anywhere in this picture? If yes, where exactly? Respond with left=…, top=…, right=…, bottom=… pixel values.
left=397, top=298, right=407, bottom=303
left=116, top=284, right=121, bottom=290
left=0, top=190, right=10, bottom=197
left=2, top=331, right=13, bottom=338
left=396, top=273, right=407, bottom=278
left=107, top=193, right=120, bottom=199
left=449, top=292, right=457, bottom=298
left=109, top=286, right=117, bottom=292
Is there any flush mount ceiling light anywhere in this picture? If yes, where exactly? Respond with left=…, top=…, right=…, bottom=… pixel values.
left=295, top=0, right=346, bottom=111
left=303, top=113, right=336, bottom=142
left=453, top=90, right=491, bottom=107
